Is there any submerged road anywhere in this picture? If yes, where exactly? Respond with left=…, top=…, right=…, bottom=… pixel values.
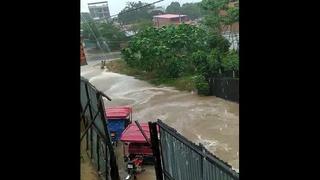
left=81, top=56, right=239, bottom=179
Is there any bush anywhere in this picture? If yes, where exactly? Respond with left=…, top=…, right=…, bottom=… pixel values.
left=121, top=24, right=212, bottom=79
left=222, top=50, right=239, bottom=73
left=193, top=75, right=210, bottom=95
left=121, top=24, right=234, bottom=95
left=162, top=57, right=184, bottom=78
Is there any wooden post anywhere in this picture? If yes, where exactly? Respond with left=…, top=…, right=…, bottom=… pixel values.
left=149, top=122, right=163, bottom=180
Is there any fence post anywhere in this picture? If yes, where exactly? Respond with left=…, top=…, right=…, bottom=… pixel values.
left=97, top=92, right=120, bottom=180
left=84, top=82, right=95, bottom=158
left=149, top=121, right=163, bottom=180
left=199, top=143, right=206, bottom=180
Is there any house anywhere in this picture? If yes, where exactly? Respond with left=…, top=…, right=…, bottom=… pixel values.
left=153, top=14, right=191, bottom=28
left=88, top=1, right=110, bottom=21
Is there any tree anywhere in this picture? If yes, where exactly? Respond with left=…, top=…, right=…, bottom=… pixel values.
left=180, top=3, right=202, bottom=20
left=81, top=14, right=99, bottom=41
left=166, top=2, right=181, bottom=13
left=200, top=0, right=229, bottom=33
left=122, top=23, right=232, bottom=95
left=81, top=15, right=104, bottom=50
left=192, top=49, right=223, bottom=95
left=222, top=50, right=239, bottom=77
left=223, top=6, right=239, bottom=25
left=81, top=13, right=127, bottom=51
left=129, top=20, right=154, bottom=34
left=122, top=24, right=210, bottom=77
left=118, top=1, right=155, bottom=25
left=98, top=22, right=127, bottom=51
left=149, top=9, right=164, bottom=16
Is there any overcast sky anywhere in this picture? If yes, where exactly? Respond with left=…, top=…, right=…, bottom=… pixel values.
left=81, top=0, right=202, bottom=16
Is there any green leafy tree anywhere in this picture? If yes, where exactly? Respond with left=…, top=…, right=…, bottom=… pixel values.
left=223, top=6, right=239, bottom=25
left=118, top=1, right=155, bottom=25
left=122, top=23, right=232, bottom=95
left=81, top=12, right=127, bottom=51
left=222, top=50, right=239, bottom=77
left=81, top=14, right=99, bottom=41
left=166, top=2, right=181, bottom=13
left=122, top=24, right=210, bottom=77
left=180, top=3, right=202, bottom=20
left=129, top=20, right=154, bottom=34
left=200, top=0, right=229, bottom=33
left=98, top=22, right=127, bottom=50
left=192, top=49, right=223, bottom=94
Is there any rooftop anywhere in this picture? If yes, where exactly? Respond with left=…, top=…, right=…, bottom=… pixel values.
left=153, top=14, right=187, bottom=19
left=106, top=106, right=132, bottom=119
left=120, top=123, right=150, bottom=143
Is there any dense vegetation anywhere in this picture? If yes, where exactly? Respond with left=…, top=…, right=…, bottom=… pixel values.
left=201, top=0, right=239, bottom=33
left=122, top=24, right=239, bottom=95
left=81, top=14, right=127, bottom=51
left=82, top=0, right=239, bottom=95
left=118, top=1, right=160, bottom=25
left=166, top=2, right=208, bottom=20
left=121, top=0, right=239, bottom=95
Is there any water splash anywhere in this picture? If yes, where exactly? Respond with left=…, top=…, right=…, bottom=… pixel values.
left=196, top=135, right=218, bottom=151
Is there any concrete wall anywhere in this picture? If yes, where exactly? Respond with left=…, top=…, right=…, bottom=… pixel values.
left=153, top=16, right=190, bottom=27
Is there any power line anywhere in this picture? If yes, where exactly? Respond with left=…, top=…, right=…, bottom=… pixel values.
left=81, top=0, right=165, bottom=53
left=109, top=0, right=165, bottom=18
left=82, top=0, right=164, bottom=22
left=81, top=15, right=111, bottom=59
left=82, top=0, right=165, bottom=24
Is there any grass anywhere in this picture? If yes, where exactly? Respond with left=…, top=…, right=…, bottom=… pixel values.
left=106, top=59, right=196, bottom=92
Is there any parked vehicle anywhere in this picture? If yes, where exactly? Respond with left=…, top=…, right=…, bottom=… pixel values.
left=120, top=122, right=154, bottom=163
left=125, top=155, right=144, bottom=180
left=105, top=106, right=132, bottom=145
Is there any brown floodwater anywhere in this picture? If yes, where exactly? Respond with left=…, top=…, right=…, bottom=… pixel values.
left=81, top=60, right=239, bottom=179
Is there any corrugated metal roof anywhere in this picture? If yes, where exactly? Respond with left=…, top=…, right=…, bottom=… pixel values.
left=120, top=123, right=150, bottom=143
left=106, top=106, right=132, bottom=119
left=153, top=14, right=187, bottom=19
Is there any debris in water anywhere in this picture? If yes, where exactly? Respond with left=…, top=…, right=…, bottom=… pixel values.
left=196, top=135, right=218, bottom=150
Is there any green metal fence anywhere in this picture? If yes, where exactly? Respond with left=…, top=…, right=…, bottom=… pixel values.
left=211, top=78, right=239, bottom=103
left=155, top=120, right=239, bottom=180
left=80, top=77, right=120, bottom=180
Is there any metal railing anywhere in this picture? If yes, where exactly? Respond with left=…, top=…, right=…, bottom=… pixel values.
left=151, top=120, right=239, bottom=180
left=80, top=77, right=120, bottom=180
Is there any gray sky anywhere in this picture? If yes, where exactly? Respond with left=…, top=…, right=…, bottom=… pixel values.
left=81, top=0, right=202, bottom=16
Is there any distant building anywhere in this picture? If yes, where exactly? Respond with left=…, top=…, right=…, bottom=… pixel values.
left=88, top=1, right=110, bottom=21
left=153, top=14, right=191, bottom=28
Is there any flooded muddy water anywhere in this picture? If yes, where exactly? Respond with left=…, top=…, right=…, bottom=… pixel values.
left=81, top=60, right=239, bottom=179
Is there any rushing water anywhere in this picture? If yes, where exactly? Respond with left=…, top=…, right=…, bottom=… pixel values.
left=81, top=59, right=239, bottom=179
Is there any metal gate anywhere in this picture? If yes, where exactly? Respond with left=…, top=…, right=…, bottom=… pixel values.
left=151, top=120, right=239, bottom=180
left=80, top=77, right=120, bottom=180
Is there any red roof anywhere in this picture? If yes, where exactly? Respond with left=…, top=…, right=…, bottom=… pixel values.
left=120, top=123, right=150, bottom=143
left=106, top=106, right=132, bottom=119
left=153, top=14, right=187, bottom=19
